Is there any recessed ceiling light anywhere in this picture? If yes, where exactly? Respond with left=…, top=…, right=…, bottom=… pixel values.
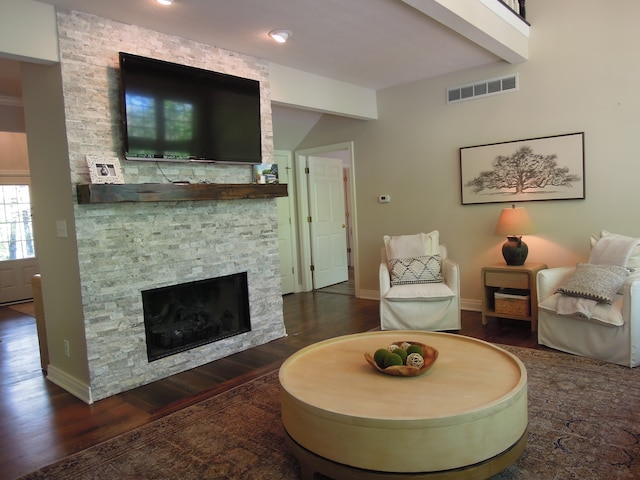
left=268, top=30, right=292, bottom=43
left=157, top=0, right=173, bottom=5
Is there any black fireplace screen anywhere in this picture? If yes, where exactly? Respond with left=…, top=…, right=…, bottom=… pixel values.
left=142, top=272, right=251, bottom=362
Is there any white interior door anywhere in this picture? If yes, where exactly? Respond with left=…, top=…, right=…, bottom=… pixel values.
left=0, top=184, right=38, bottom=303
left=0, top=258, right=38, bottom=303
left=274, top=151, right=296, bottom=294
left=308, top=155, right=348, bottom=289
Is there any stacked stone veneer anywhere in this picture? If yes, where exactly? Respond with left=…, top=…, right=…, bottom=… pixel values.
left=57, top=10, right=285, bottom=401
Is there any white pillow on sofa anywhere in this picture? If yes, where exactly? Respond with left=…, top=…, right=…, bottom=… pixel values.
left=383, top=230, right=440, bottom=261
left=590, top=230, right=640, bottom=293
left=590, top=230, right=640, bottom=268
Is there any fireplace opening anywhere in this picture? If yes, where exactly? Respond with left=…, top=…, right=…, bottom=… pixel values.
left=142, top=272, right=251, bottom=362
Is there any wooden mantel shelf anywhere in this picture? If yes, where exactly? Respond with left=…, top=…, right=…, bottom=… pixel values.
left=76, top=183, right=288, bottom=204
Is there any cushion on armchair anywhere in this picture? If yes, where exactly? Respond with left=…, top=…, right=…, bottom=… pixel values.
left=385, top=282, right=455, bottom=301
left=384, top=231, right=440, bottom=260
left=383, top=231, right=443, bottom=286
left=590, top=230, right=640, bottom=267
left=556, top=263, right=629, bottom=304
left=591, top=230, right=640, bottom=293
left=389, top=255, right=442, bottom=285
left=540, top=293, right=624, bottom=326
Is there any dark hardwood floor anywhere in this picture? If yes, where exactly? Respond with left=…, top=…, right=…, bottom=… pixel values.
left=0, top=291, right=544, bottom=480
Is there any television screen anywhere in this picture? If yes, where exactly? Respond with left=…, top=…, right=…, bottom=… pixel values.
left=119, top=52, right=262, bottom=164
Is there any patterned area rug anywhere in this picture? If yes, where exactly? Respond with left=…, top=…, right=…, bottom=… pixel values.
left=19, top=346, right=640, bottom=479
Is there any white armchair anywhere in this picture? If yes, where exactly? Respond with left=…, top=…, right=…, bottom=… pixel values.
left=537, top=267, right=640, bottom=367
left=379, top=232, right=460, bottom=331
left=537, top=231, right=640, bottom=367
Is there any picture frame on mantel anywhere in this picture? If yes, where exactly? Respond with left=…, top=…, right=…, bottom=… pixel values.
left=86, top=156, right=124, bottom=184
left=460, top=132, right=585, bottom=205
left=253, top=164, right=279, bottom=184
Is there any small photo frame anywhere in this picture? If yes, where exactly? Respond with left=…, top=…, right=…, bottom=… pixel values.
left=86, top=156, right=124, bottom=184
left=253, top=164, right=279, bottom=184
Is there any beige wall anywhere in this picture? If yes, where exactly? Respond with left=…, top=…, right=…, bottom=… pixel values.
left=299, top=0, right=640, bottom=306
left=21, top=61, right=88, bottom=385
left=0, top=103, right=25, bottom=133
left=0, top=132, right=29, bottom=172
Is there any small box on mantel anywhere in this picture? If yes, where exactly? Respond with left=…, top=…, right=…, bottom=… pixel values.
left=495, top=289, right=530, bottom=316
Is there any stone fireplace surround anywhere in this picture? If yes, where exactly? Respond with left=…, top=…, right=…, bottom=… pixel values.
left=57, top=10, right=287, bottom=401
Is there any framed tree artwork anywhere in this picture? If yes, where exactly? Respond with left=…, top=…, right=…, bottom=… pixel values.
left=460, top=132, right=585, bottom=205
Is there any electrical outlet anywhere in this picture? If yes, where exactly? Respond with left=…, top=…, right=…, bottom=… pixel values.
left=64, top=339, right=70, bottom=357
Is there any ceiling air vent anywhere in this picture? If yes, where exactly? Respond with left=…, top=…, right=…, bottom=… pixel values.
left=447, top=74, right=518, bottom=104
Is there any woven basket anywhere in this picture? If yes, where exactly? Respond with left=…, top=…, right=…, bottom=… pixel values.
left=495, top=290, right=530, bottom=316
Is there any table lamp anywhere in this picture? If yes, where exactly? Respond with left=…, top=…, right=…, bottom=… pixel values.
left=494, top=204, right=536, bottom=266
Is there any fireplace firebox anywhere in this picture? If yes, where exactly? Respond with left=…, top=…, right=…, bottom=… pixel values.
left=142, top=272, right=251, bottom=362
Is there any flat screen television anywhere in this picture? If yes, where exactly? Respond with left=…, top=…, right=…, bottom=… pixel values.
left=118, top=52, right=262, bottom=164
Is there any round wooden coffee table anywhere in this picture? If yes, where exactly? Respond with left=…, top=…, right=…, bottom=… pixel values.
left=279, top=331, right=527, bottom=479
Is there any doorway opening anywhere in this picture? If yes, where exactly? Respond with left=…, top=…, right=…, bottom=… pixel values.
left=294, top=142, right=357, bottom=296
left=315, top=267, right=355, bottom=295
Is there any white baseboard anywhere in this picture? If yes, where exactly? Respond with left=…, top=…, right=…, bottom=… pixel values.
left=356, top=289, right=379, bottom=300
left=47, top=364, right=93, bottom=404
left=461, top=299, right=482, bottom=312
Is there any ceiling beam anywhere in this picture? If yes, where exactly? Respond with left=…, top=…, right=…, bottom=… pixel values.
left=402, top=0, right=529, bottom=63
left=269, top=63, right=378, bottom=120
left=0, top=0, right=60, bottom=64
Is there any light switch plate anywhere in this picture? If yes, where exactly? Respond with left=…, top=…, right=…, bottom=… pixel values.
left=56, top=220, right=68, bottom=238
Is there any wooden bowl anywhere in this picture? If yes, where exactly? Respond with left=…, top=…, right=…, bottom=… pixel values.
left=364, top=341, right=438, bottom=377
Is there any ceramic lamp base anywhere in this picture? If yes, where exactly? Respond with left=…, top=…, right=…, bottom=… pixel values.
left=502, top=236, right=528, bottom=266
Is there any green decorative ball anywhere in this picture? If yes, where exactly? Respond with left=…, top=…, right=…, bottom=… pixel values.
left=406, top=344, right=424, bottom=357
left=384, top=352, right=403, bottom=367
left=393, top=348, right=408, bottom=364
left=373, top=348, right=389, bottom=368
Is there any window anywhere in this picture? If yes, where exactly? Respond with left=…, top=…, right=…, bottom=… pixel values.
left=0, top=185, right=35, bottom=260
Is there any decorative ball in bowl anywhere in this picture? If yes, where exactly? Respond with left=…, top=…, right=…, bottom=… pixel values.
left=364, top=341, right=438, bottom=377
